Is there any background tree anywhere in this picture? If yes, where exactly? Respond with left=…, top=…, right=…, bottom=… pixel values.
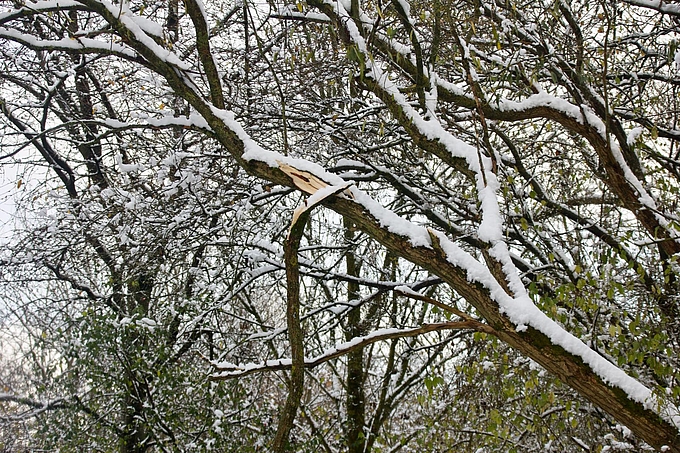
left=1, top=0, right=680, bottom=452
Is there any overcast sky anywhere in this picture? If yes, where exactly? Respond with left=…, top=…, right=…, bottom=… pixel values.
left=0, top=162, right=18, bottom=243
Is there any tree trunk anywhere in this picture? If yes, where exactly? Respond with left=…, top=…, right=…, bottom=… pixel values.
left=344, top=219, right=366, bottom=453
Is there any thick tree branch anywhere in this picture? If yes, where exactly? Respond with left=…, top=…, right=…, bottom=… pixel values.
left=271, top=186, right=309, bottom=452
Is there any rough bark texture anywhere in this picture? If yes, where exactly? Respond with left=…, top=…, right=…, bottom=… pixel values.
left=344, top=219, right=366, bottom=453
left=272, top=208, right=309, bottom=452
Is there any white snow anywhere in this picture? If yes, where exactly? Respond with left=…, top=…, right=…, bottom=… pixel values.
left=97, top=0, right=192, bottom=71
left=104, top=113, right=210, bottom=131
left=275, top=5, right=330, bottom=22
left=47, top=0, right=673, bottom=428
left=326, top=6, right=680, bottom=416
left=626, top=0, right=680, bottom=14
left=115, top=153, right=143, bottom=173
left=136, top=317, right=158, bottom=330
left=431, top=228, right=680, bottom=427
left=626, top=127, right=645, bottom=146
left=0, top=27, right=137, bottom=59
left=128, top=12, right=164, bottom=38
left=394, top=0, right=411, bottom=18
left=0, top=0, right=82, bottom=21
left=477, top=185, right=503, bottom=242
left=348, top=188, right=432, bottom=247
left=496, top=92, right=582, bottom=123
left=214, top=327, right=427, bottom=378
left=303, top=183, right=352, bottom=207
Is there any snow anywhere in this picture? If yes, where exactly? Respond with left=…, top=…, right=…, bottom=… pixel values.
left=247, top=327, right=286, bottom=341
left=96, top=0, right=192, bottom=71
left=349, top=188, right=432, bottom=247
left=477, top=185, right=503, bottom=242
left=28, top=0, right=671, bottom=428
left=496, top=92, right=582, bottom=123
left=214, top=327, right=425, bottom=378
left=432, top=226, right=680, bottom=427
left=425, top=78, right=438, bottom=117
left=115, top=153, right=143, bottom=173
left=433, top=74, right=473, bottom=101
left=0, top=0, right=82, bottom=21
left=275, top=5, right=330, bottom=22
left=303, top=183, right=352, bottom=207
left=127, top=12, right=164, bottom=38
left=136, top=317, right=158, bottom=330
left=393, top=285, right=422, bottom=297
left=104, top=113, right=210, bottom=131
left=626, top=0, right=680, bottom=14
left=0, top=27, right=137, bottom=59
left=626, top=127, right=645, bottom=146
left=394, top=0, right=411, bottom=18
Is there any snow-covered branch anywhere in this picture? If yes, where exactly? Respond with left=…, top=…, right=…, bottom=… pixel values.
left=212, top=321, right=493, bottom=380
left=0, top=394, right=67, bottom=421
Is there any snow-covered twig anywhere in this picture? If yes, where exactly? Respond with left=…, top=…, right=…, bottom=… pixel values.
left=212, top=321, right=494, bottom=380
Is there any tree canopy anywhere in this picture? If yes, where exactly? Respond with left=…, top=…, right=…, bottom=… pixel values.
left=1, top=0, right=680, bottom=451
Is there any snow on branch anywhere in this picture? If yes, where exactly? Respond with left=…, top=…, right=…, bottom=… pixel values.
left=211, top=321, right=494, bottom=380
left=623, top=0, right=680, bottom=16
left=309, top=0, right=680, bottom=434
left=0, top=393, right=67, bottom=421
left=0, top=0, right=83, bottom=23
left=272, top=5, right=331, bottom=23
left=0, top=27, right=138, bottom=59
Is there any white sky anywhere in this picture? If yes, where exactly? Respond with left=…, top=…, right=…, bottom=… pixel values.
left=0, top=161, right=18, bottom=243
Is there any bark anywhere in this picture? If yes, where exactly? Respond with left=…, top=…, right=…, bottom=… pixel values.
left=344, top=218, right=366, bottom=453
left=272, top=206, right=309, bottom=452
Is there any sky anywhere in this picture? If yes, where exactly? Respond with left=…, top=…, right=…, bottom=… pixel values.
left=0, top=161, right=19, bottom=243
